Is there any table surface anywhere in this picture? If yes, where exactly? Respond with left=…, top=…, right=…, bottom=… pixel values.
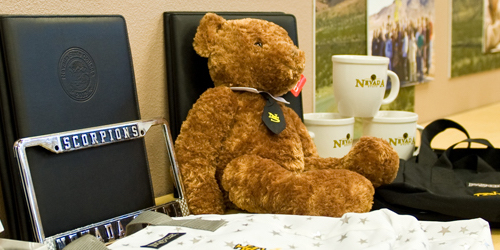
left=420, top=102, right=500, bottom=249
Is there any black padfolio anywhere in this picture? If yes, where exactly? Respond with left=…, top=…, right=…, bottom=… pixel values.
left=374, top=119, right=500, bottom=226
left=0, top=15, right=154, bottom=241
left=164, top=12, right=304, bottom=142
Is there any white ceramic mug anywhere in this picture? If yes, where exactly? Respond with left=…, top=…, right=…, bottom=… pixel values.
left=332, top=55, right=400, bottom=118
left=304, top=113, right=354, bottom=158
left=362, top=110, right=424, bottom=160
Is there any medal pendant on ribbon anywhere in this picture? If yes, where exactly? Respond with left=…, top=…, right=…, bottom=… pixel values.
left=261, top=93, right=286, bottom=134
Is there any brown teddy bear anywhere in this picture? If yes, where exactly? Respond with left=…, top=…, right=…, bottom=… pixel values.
left=174, top=13, right=399, bottom=217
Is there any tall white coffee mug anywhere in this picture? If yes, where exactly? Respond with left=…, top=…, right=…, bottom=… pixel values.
left=362, top=111, right=424, bottom=160
left=304, top=113, right=354, bottom=158
left=332, top=55, right=400, bottom=118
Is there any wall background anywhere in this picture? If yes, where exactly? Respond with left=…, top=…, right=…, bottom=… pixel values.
left=0, top=0, right=500, bottom=240
left=415, top=0, right=500, bottom=122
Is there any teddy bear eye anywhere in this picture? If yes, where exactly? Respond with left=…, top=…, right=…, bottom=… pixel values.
left=254, top=41, right=263, bottom=47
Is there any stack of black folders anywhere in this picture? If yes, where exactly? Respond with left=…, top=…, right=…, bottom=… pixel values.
left=0, top=15, right=185, bottom=250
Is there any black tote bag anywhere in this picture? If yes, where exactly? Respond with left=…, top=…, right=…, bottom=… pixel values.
left=374, top=119, right=500, bottom=225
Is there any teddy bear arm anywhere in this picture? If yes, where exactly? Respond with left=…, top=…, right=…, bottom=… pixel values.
left=287, top=107, right=318, bottom=158
left=175, top=87, right=238, bottom=214
left=284, top=108, right=345, bottom=171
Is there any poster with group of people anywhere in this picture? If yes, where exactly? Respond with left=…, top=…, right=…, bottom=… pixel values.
left=367, top=0, right=434, bottom=86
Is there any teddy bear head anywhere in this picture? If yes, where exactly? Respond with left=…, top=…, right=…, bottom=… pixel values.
left=193, top=13, right=306, bottom=97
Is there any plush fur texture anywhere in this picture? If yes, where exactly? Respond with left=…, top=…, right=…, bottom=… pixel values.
left=174, top=13, right=399, bottom=217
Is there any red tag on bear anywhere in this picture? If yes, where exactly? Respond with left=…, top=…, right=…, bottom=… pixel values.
left=291, top=74, right=306, bottom=97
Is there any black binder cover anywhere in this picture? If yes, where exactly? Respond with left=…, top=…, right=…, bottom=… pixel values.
left=0, top=15, right=154, bottom=240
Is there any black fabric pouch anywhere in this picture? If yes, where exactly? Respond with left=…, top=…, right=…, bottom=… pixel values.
left=374, top=119, right=500, bottom=226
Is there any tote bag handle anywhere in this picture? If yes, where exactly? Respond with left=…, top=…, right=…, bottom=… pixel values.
left=418, top=119, right=470, bottom=166
left=438, top=138, right=497, bottom=173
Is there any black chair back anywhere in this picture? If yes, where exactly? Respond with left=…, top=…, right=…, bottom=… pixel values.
left=164, top=12, right=304, bottom=141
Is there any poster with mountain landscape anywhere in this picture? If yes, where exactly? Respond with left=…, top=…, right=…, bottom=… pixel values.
left=315, top=0, right=416, bottom=136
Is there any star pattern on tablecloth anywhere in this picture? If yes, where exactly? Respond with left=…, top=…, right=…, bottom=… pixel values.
left=359, top=218, right=368, bottom=224
left=340, top=216, right=350, bottom=225
left=109, top=209, right=493, bottom=250
left=338, top=233, right=348, bottom=242
left=312, top=231, right=322, bottom=240
left=438, top=226, right=451, bottom=236
left=460, top=243, right=470, bottom=249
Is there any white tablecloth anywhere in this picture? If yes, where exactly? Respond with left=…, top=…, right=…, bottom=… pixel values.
left=108, top=209, right=493, bottom=250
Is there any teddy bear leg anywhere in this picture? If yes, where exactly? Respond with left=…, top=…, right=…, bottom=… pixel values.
left=222, top=155, right=374, bottom=217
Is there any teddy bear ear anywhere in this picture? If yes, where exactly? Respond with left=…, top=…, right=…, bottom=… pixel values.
left=193, top=13, right=226, bottom=58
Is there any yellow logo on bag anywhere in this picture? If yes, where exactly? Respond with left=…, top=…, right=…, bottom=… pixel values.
left=234, top=244, right=281, bottom=250
left=474, top=191, right=500, bottom=197
left=234, top=244, right=266, bottom=250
